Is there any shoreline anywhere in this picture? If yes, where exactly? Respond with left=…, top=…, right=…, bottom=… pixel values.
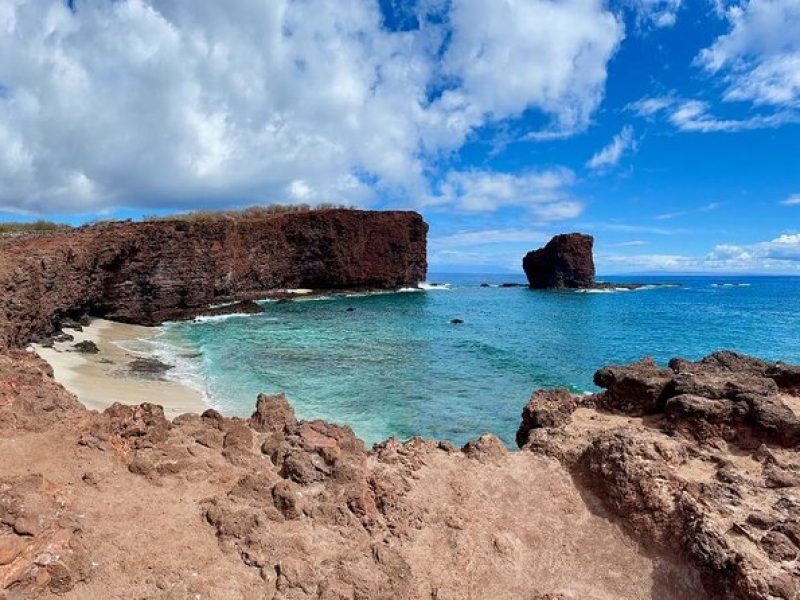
left=32, top=318, right=209, bottom=420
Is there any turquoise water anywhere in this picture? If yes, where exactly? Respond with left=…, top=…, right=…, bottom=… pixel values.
left=155, top=275, right=800, bottom=446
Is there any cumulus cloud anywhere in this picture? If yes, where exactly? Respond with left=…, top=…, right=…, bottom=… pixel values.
left=707, top=233, right=800, bottom=265
left=428, top=168, right=582, bottom=220
left=586, top=126, right=636, bottom=170
left=697, top=0, right=800, bottom=107
left=0, top=0, right=623, bottom=214
left=599, top=232, right=800, bottom=273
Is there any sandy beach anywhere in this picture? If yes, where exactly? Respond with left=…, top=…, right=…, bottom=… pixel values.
left=32, top=319, right=208, bottom=419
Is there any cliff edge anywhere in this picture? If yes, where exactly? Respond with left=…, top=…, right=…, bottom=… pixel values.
left=0, top=210, right=427, bottom=349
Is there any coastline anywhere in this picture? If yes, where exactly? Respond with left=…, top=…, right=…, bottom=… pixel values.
left=32, top=318, right=208, bottom=419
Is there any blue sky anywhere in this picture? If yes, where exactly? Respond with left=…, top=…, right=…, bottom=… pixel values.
left=0, top=0, right=799, bottom=274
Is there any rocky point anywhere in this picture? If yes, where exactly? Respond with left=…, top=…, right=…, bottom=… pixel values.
left=522, top=233, right=596, bottom=289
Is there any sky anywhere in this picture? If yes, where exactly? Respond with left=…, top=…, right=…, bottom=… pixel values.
left=0, top=0, right=799, bottom=274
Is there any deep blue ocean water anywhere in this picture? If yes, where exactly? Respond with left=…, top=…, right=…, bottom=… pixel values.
left=151, top=275, right=800, bottom=446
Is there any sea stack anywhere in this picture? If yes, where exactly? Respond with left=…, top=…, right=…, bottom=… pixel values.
left=522, top=233, right=595, bottom=289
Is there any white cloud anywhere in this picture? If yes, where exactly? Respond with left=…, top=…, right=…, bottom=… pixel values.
left=655, top=201, right=721, bottom=220
left=432, top=228, right=549, bottom=248
left=669, top=100, right=798, bottom=131
left=625, top=0, right=683, bottom=28
left=428, top=227, right=554, bottom=270
left=441, top=0, right=623, bottom=138
left=428, top=168, right=582, bottom=220
left=780, top=194, right=800, bottom=206
left=629, top=96, right=798, bottom=131
left=599, top=232, right=800, bottom=273
left=707, top=233, right=800, bottom=265
left=0, top=0, right=623, bottom=214
left=581, top=221, right=684, bottom=235
left=697, top=0, right=800, bottom=107
left=586, top=126, right=636, bottom=170
left=627, top=96, right=675, bottom=117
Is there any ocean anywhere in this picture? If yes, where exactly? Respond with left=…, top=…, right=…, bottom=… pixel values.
left=145, top=274, right=800, bottom=447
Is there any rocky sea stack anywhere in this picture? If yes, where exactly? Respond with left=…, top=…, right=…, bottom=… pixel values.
left=523, top=233, right=595, bottom=289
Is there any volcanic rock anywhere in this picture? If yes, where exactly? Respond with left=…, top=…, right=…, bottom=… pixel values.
left=523, top=233, right=595, bottom=289
left=516, top=388, right=579, bottom=446
left=249, top=393, right=297, bottom=433
left=195, top=300, right=264, bottom=318
left=0, top=210, right=428, bottom=349
left=594, top=357, right=674, bottom=415
left=73, top=340, right=99, bottom=354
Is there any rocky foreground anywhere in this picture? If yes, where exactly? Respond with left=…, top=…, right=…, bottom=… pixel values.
left=1, top=349, right=798, bottom=599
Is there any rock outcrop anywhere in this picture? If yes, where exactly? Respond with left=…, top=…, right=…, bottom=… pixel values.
left=522, top=233, right=595, bottom=289
left=518, top=350, right=800, bottom=600
left=0, top=350, right=705, bottom=599
left=0, top=209, right=427, bottom=349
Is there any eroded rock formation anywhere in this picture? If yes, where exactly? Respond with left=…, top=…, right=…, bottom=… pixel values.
left=519, top=351, right=800, bottom=599
left=522, top=233, right=595, bottom=289
left=0, top=210, right=427, bottom=349
left=1, top=346, right=798, bottom=598
left=0, top=350, right=708, bottom=599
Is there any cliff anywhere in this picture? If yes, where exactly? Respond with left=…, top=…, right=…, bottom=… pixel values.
left=523, top=233, right=595, bottom=289
left=0, top=210, right=427, bottom=349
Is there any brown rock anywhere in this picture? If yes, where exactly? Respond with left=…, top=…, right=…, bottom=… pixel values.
left=0, top=535, right=26, bottom=565
left=47, top=561, right=75, bottom=594
left=594, top=357, right=674, bottom=415
left=0, top=210, right=428, bottom=349
left=12, top=516, right=39, bottom=537
left=516, top=388, right=578, bottom=447
left=760, top=531, right=798, bottom=561
left=72, top=340, right=99, bottom=354
left=742, top=394, right=800, bottom=447
left=775, top=521, right=800, bottom=547
left=249, top=393, right=297, bottom=433
left=767, top=362, right=800, bottom=391
left=272, top=481, right=304, bottom=520
left=94, top=402, right=171, bottom=448
left=522, top=233, right=595, bottom=289
left=461, top=434, right=507, bottom=462
left=670, top=351, right=771, bottom=377
left=746, top=512, right=777, bottom=530
left=670, top=371, right=778, bottom=400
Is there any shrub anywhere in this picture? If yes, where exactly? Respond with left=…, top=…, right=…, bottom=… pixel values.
left=144, top=203, right=357, bottom=223
left=0, top=220, right=71, bottom=234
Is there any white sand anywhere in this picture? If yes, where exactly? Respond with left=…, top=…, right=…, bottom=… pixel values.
left=32, top=319, right=208, bottom=419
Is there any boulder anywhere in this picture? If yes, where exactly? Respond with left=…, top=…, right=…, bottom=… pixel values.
left=516, top=388, right=579, bottom=447
left=461, top=434, right=508, bottom=462
left=522, top=233, right=595, bottom=289
left=73, top=340, right=99, bottom=354
left=594, top=357, right=674, bottom=415
left=249, top=393, right=297, bottom=433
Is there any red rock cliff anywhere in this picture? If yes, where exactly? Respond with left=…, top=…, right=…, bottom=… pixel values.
left=0, top=210, right=427, bottom=348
